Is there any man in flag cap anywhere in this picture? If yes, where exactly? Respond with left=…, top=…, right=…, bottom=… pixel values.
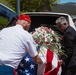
left=0, top=14, right=43, bottom=75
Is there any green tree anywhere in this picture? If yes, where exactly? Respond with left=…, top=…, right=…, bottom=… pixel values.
left=0, top=16, right=9, bottom=29
left=0, top=0, right=14, bottom=10
left=0, top=0, right=59, bottom=29
left=7, top=0, right=59, bottom=12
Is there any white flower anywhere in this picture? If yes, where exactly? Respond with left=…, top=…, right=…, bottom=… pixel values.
left=30, top=26, right=64, bottom=56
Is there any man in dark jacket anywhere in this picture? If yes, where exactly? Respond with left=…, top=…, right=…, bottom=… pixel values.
left=55, top=16, right=76, bottom=75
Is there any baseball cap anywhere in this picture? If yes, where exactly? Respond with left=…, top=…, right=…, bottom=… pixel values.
left=18, top=14, right=31, bottom=23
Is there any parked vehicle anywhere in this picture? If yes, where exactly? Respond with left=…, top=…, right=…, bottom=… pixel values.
left=72, top=17, right=76, bottom=28
left=24, top=12, right=76, bottom=34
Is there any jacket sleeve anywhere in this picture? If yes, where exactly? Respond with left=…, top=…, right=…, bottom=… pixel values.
left=63, top=31, right=75, bottom=58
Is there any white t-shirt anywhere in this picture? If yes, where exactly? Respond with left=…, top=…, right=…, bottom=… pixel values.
left=0, top=24, right=38, bottom=69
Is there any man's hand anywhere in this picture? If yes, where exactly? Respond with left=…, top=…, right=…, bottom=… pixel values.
left=58, top=60, right=63, bottom=65
left=32, top=55, right=43, bottom=64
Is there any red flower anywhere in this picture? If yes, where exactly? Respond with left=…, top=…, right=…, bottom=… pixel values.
left=52, top=36, right=55, bottom=39
left=61, top=36, right=64, bottom=39
left=40, top=42, right=42, bottom=45
left=45, top=42, right=50, bottom=44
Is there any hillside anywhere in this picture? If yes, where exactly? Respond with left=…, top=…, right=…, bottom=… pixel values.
left=52, top=2, right=76, bottom=15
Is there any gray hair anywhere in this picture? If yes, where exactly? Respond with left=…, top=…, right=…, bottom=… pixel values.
left=55, top=16, right=68, bottom=25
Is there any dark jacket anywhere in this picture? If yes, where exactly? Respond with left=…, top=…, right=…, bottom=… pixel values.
left=62, top=26, right=76, bottom=68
